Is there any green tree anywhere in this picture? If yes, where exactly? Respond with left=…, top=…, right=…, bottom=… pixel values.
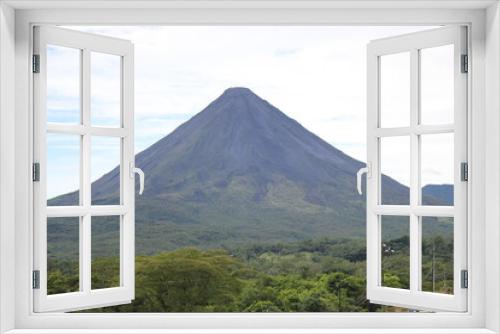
left=133, top=248, right=242, bottom=312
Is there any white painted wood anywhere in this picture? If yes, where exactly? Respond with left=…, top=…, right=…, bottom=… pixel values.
left=3, top=0, right=497, bottom=10
left=9, top=7, right=489, bottom=26
left=373, top=124, right=455, bottom=137
left=452, top=23, right=469, bottom=315
left=34, top=26, right=131, bottom=56
left=1, top=329, right=498, bottom=334
left=373, top=205, right=455, bottom=217
left=46, top=205, right=127, bottom=217
left=2, top=329, right=498, bottom=334
left=81, top=47, right=92, bottom=297
left=366, top=26, right=468, bottom=312
left=9, top=5, right=488, bottom=333
left=484, top=4, right=500, bottom=333
left=0, top=3, right=16, bottom=334
left=121, top=40, right=135, bottom=298
left=46, top=124, right=128, bottom=137
left=32, top=26, right=135, bottom=312
left=409, top=48, right=420, bottom=294
left=368, top=26, right=468, bottom=56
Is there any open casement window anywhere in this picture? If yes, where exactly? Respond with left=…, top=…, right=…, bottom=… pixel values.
left=33, top=26, right=142, bottom=312
left=364, top=26, right=468, bottom=312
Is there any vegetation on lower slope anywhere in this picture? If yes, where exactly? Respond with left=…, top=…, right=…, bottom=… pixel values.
left=47, top=236, right=453, bottom=312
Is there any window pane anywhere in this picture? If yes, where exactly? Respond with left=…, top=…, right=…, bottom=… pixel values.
left=91, top=52, right=121, bottom=127
left=91, top=216, right=121, bottom=289
left=380, top=52, right=410, bottom=128
left=421, top=217, right=454, bottom=295
left=91, top=137, right=121, bottom=205
left=421, top=133, right=454, bottom=206
left=380, top=136, right=410, bottom=205
left=47, top=217, right=80, bottom=295
left=420, top=45, right=454, bottom=125
left=381, top=216, right=410, bottom=289
left=47, top=45, right=81, bottom=124
left=47, top=133, right=80, bottom=206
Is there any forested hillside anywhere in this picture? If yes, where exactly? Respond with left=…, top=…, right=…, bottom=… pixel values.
left=48, top=236, right=453, bottom=312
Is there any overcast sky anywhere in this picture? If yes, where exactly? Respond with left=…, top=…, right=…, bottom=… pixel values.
left=47, top=25, right=454, bottom=198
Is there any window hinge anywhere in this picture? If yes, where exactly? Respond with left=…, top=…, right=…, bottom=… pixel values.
left=461, top=162, right=468, bottom=182
left=461, top=54, right=468, bottom=73
left=32, top=54, right=40, bottom=73
left=461, top=269, right=468, bottom=289
left=32, top=270, right=40, bottom=289
left=33, top=162, right=40, bottom=182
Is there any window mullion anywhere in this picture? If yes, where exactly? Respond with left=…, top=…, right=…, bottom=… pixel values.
left=409, top=48, right=421, bottom=293
left=81, top=48, right=92, bottom=293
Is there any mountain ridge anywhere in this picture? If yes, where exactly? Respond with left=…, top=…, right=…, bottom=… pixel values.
left=50, top=87, right=450, bottom=256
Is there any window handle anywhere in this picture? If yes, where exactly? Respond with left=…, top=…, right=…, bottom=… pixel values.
left=130, top=162, right=145, bottom=195
left=356, top=162, right=371, bottom=195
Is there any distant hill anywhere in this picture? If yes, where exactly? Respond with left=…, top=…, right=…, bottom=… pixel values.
left=422, top=184, right=454, bottom=206
left=50, top=87, right=450, bottom=257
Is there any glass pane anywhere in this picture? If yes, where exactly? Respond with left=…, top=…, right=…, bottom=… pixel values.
left=421, top=217, right=454, bottom=295
left=46, top=45, right=81, bottom=124
left=420, top=45, right=454, bottom=125
left=421, top=133, right=454, bottom=206
left=380, top=52, right=410, bottom=128
left=47, top=133, right=80, bottom=206
left=91, top=137, right=121, bottom=205
left=91, top=216, right=121, bottom=289
left=380, top=136, right=410, bottom=205
left=381, top=215, right=410, bottom=289
left=47, top=217, right=80, bottom=295
left=91, top=52, right=121, bottom=127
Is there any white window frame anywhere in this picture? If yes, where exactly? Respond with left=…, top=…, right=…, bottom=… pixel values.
left=365, top=26, right=468, bottom=312
left=1, top=1, right=499, bottom=333
left=32, top=25, right=135, bottom=312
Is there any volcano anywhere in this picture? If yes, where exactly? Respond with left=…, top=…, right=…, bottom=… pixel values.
left=51, top=87, right=446, bottom=255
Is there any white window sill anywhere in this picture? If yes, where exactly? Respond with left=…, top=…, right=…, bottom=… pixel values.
left=3, top=329, right=497, bottom=334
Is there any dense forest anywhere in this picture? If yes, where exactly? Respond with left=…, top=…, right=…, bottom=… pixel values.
left=47, top=235, right=453, bottom=312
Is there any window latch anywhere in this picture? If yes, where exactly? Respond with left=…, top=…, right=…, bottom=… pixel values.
left=130, top=162, right=145, bottom=195
left=356, top=162, right=371, bottom=195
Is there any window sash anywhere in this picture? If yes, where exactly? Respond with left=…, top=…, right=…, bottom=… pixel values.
left=366, top=26, right=468, bottom=312
left=32, top=26, right=135, bottom=313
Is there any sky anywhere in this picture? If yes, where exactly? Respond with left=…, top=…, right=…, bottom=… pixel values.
left=46, top=25, right=454, bottom=199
